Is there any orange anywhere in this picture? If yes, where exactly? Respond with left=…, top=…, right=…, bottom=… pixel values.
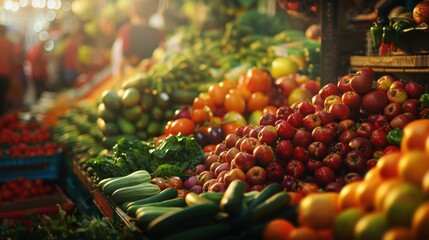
left=411, top=202, right=429, bottom=240
left=288, top=227, right=319, bottom=240
left=398, top=150, right=429, bottom=187
left=170, top=118, right=195, bottom=136
left=338, top=181, right=362, bottom=210
left=376, top=152, right=402, bottom=179
left=247, top=92, right=269, bottom=112
left=224, top=92, right=246, bottom=114
left=401, top=119, right=429, bottom=152
left=364, top=167, right=383, bottom=182
left=262, top=218, right=296, bottom=240
left=229, top=87, right=251, bottom=101
left=219, top=79, right=237, bottom=90
left=374, top=179, right=405, bottom=212
left=382, top=227, right=413, bottom=240
left=242, top=67, right=273, bottom=94
left=191, top=107, right=212, bottom=124
left=298, top=192, right=339, bottom=229
left=221, top=122, right=240, bottom=136
left=355, top=176, right=382, bottom=211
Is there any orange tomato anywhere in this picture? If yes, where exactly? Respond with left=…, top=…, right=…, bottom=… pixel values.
left=208, top=83, right=229, bottom=107
left=163, top=120, right=173, bottom=135
left=203, top=144, right=216, bottom=153
left=219, top=79, right=237, bottom=90
left=247, top=92, right=269, bottom=112
left=191, top=107, right=212, bottom=124
left=401, top=119, right=429, bottom=152
left=288, top=227, right=319, bottom=240
left=229, top=87, right=251, bottom=101
left=374, top=179, right=405, bottom=211
left=263, top=218, right=296, bottom=240
left=193, top=96, right=215, bottom=111
left=221, top=122, right=240, bottom=136
left=242, top=68, right=273, bottom=94
left=224, top=93, right=246, bottom=114
left=398, top=150, right=429, bottom=187
left=170, top=118, right=195, bottom=136
left=355, top=176, right=383, bottom=211
left=263, top=105, right=278, bottom=115
left=376, top=152, right=402, bottom=179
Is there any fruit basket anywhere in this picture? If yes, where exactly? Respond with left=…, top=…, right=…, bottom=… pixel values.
left=0, top=153, right=61, bottom=182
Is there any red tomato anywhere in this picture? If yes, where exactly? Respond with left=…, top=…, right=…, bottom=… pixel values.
left=150, top=177, right=168, bottom=190
left=299, top=182, right=319, bottom=196
left=165, top=176, right=184, bottom=189
left=177, top=189, right=188, bottom=198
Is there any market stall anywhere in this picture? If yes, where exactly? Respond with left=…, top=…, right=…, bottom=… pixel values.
left=1, top=0, right=429, bottom=239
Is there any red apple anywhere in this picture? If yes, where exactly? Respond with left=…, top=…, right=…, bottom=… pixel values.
left=339, top=129, right=358, bottom=144
left=322, top=153, right=343, bottom=171
left=328, top=103, right=350, bottom=121
left=210, top=162, right=222, bottom=174
left=390, top=113, right=412, bottom=129
left=317, top=110, right=334, bottom=125
left=276, top=105, right=294, bottom=120
left=356, top=122, right=375, bottom=139
left=389, top=80, right=405, bottom=89
left=348, top=137, right=373, bottom=159
left=223, top=168, right=247, bottom=186
left=386, top=87, right=408, bottom=104
left=225, top=147, right=240, bottom=163
left=312, top=126, right=335, bottom=146
left=324, top=181, right=344, bottom=192
left=259, top=113, right=277, bottom=126
left=235, top=126, right=244, bottom=137
left=370, top=128, right=387, bottom=149
left=307, top=141, right=328, bottom=160
left=275, top=139, right=294, bottom=160
left=344, top=150, right=367, bottom=173
left=208, top=182, right=226, bottom=193
left=250, top=184, right=265, bottom=192
left=242, top=125, right=255, bottom=137
left=265, top=161, right=285, bottom=182
left=298, top=100, right=315, bottom=116
left=324, top=95, right=342, bottom=109
left=233, top=151, right=256, bottom=172
left=404, top=81, right=423, bottom=99
left=384, top=102, right=404, bottom=121
left=376, top=75, right=395, bottom=91
left=258, top=125, right=278, bottom=146
left=383, top=145, right=400, bottom=155
left=281, top=175, right=301, bottom=192
left=218, top=151, right=228, bottom=163
left=245, top=166, right=267, bottom=186
left=420, top=107, right=429, bottom=119
left=305, top=159, right=324, bottom=174
left=314, top=166, right=336, bottom=187
left=300, top=80, right=320, bottom=95
left=202, top=179, right=217, bottom=192
left=205, top=154, right=219, bottom=168
left=197, top=170, right=215, bottom=185
left=216, top=171, right=228, bottom=183
left=287, top=112, right=304, bottom=128
left=249, top=125, right=264, bottom=139
left=319, top=83, right=339, bottom=100
left=366, top=159, right=378, bottom=169
left=214, top=162, right=231, bottom=177
left=374, top=114, right=392, bottom=132
left=350, top=67, right=374, bottom=95
left=402, top=98, right=420, bottom=115
left=302, top=113, right=322, bottom=132
left=344, top=172, right=363, bottom=184
left=276, top=121, right=297, bottom=140
left=224, top=133, right=240, bottom=149
left=286, top=160, right=306, bottom=179
left=240, top=137, right=260, bottom=154
left=293, top=146, right=309, bottom=162
left=367, top=114, right=380, bottom=124
left=293, top=129, right=313, bottom=148
left=312, top=94, right=324, bottom=107
left=325, top=122, right=343, bottom=137
left=253, top=144, right=275, bottom=167
left=341, top=91, right=361, bottom=110
left=362, top=89, right=388, bottom=114
left=214, top=143, right=228, bottom=155
left=275, top=75, right=299, bottom=97
left=330, top=141, right=350, bottom=157
left=337, top=73, right=354, bottom=94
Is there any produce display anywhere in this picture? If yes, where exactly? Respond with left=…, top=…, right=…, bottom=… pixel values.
left=0, top=177, right=54, bottom=202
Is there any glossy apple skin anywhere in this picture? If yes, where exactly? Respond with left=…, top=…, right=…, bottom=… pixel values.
left=386, top=87, right=408, bottom=104
left=276, top=121, right=297, bottom=140
left=285, top=160, right=306, bottom=179
left=293, top=129, right=313, bottom=148
left=344, top=150, right=367, bottom=174
left=245, top=166, right=268, bottom=186
left=307, top=141, right=328, bottom=160
left=341, top=91, right=362, bottom=110
left=337, top=73, right=354, bottom=94
left=328, top=103, right=350, bottom=121
left=312, top=126, right=335, bottom=146
left=319, top=83, right=339, bottom=100
left=350, top=67, right=374, bottom=95
left=302, top=113, right=322, bottom=132
left=384, top=102, right=404, bottom=121
left=265, top=161, right=285, bottom=182
left=275, top=139, right=294, bottom=161
left=376, top=75, right=395, bottom=92
left=362, top=89, right=388, bottom=114
left=314, top=166, right=336, bottom=187
left=404, top=81, right=423, bottom=99
left=253, top=144, right=275, bottom=167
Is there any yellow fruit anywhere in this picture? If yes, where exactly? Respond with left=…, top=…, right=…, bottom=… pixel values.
left=411, top=202, right=429, bottom=240
left=271, top=57, right=299, bottom=79
left=398, top=150, right=429, bottom=187
left=298, top=192, right=339, bottom=229
left=288, top=88, right=313, bottom=106
left=354, top=212, right=388, bottom=240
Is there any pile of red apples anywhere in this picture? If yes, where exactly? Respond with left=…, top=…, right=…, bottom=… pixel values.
left=183, top=67, right=427, bottom=195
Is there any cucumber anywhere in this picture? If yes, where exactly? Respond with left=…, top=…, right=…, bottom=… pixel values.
left=135, top=206, right=183, bottom=217
left=97, top=176, right=119, bottom=190
left=250, top=192, right=291, bottom=224
left=185, top=192, right=216, bottom=206
left=158, top=223, right=231, bottom=240
left=146, top=203, right=220, bottom=238
left=143, top=198, right=187, bottom=208
left=123, top=187, right=178, bottom=209
left=220, top=179, right=246, bottom=215
left=110, top=182, right=161, bottom=204
left=102, top=170, right=151, bottom=196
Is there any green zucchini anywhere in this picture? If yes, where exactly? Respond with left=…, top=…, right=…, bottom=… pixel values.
left=200, top=192, right=224, bottom=204
left=135, top=208, right=182, bottom=229
left=248, top=182, right=281, bottom=209
left=185, top=192, right=216, bottom=206
left=250, top=191, right=291, bottom=224
left=110, top=182, right=161, bottom=204
left=123, top=187, right=178, bottom=210
left=97, top=176, right=118, bottom=190
left=146, top=203, right=220, bottom=238
left=143, top=197, right=187, bottom=208
left=220, top=179, right=246, bottom=215
left=102, top=170, right=151, bottom=196
left=158, top=223, right=231, bottom=240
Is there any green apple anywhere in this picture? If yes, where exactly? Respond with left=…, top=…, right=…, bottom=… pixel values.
left=223, top=111, right=247, bottom=126
left=271, top=57, right=299, bottom=79
left=248, top=110, right=263, bottom=126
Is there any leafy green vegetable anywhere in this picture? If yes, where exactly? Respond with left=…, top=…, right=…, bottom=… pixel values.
left=152, top=164, right=186, bottom=178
